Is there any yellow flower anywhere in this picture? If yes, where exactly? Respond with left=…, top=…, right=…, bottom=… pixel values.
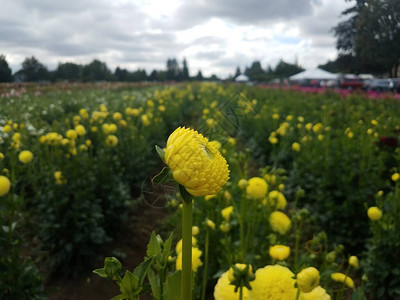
left=265, top=190, right=287, bottom=209
left=0, top=176, right=11, bottom=197
left=118, top=120, right=127, bottom=127
left=18, top=150, right=33, bottom=164
left=66, top=129, right=78, bottom=140
left=192, top=226, right=199, bottom=236
left=238, top=179, right=248, bottom=190
left=331, top=273, right=354, bottom=288
left=141, top=114, right=150, bottom=126
left=221, top=206, right=234, bottom=221
left=367, top=128, right=373, bottom=135
left=298, top=116, right=304, bottom=122
left=392, top=173, right=400, bottom=182
left=272, top=113, right=279, bottom=120
left=367, top=207, right=382, bottom=221
left=79, top=108, right=89, bottom=119
left=220, top=222, right=231, bottom=233
left=0, top=152, right=4, bottom=160
left=12, top=132, right=21, bottom=142
left=2, top=124, right=11, bottom=133
left=102, top=123, right=117, bottom=134
left=176, top=247, right=202, bottom=272
left=305, top=123, right=313, bottom=131
left=164, top=127, right=229, bottom=197
left=209, top=140, right=222, bottom=150
left=300, top=286, right=331, bottom=300
left=297, top=267, right=320, bottom=293
left=54, top=171, right=67, bottom=185
left=347, top=131, right=354, bottom=139
left=227, top=137, right=236, bottom=145
left=249, top=265, right=297, bottom=300
left=61, top=138, right=70, bottom=146
left=214, top=269, right=249, bottom=300
left=246, top=177, right=268, bottom=199
left=269, top=211, right=291, bottom=235
left=269, top=136, right=278, bottom=144
left=75, top=124, right=86, bottom=136
left=312, top=123, right=323, bottom=133
left=269, top=245, right=290, bottom=261
left=106, top=135, right=118, bottom=147
left=206, top=219, right=216, bottom=229
left=371, top=119, right=378, bottom=126
left=113, top=112, right=122, bottom=121
left=158, top=105, right=166, bottom=112
left=204, top=195, right=216, bottom=201
left=39, top=135, right=47, bottom=143
left=349, top=256, right=359, bottom=268
left=85, top=139, right=92, bottom=147
left=292, top=142, right=301, bottom=152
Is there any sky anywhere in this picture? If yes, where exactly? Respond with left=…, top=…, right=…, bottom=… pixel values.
left=0, top=0, right=352, bottom=78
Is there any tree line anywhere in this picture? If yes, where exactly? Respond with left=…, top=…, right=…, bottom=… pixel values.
left=0, top=56, right=206, bottom=83
left=0, top=54, right=303, bottom=83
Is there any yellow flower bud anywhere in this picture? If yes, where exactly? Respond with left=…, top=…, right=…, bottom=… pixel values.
left=297, top=267, right=320, bottom=293
left=367, top=206, right=382, bottom=221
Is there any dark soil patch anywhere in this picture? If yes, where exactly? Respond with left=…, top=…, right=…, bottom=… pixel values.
left=46, top=199, right=170, bottom=300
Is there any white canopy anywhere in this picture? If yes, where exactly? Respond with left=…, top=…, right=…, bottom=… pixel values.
left=289, top=68, right=338, bottom=80
left=235, top=74, right=250, bottom=82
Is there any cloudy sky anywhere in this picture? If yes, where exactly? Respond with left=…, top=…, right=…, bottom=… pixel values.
left=0, top=0, right=352, bottom=78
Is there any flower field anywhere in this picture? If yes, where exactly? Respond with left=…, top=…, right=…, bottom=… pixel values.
left=1, top=82, right=400, bottom=299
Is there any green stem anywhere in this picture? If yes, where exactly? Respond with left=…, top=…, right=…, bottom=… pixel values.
left=295, top=289, right=300, bottom=300
left=239, top=285, right=243, bottom=300
left=201, top=228, right=210, bottom=300
left=182, top=200, right=193, bottom=300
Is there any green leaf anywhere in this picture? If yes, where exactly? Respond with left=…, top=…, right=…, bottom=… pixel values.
left=147, top=269, right=161, bottom=300
left=155, top=145, right=165, bottom=162
left=120, top=270, right=140, bottom=298
left=93, top=268, right=107, bottom=279
left=104, top=257, right=122, bottom=278
left=153, top=167, right=173, bottom=185
left=111, top=294, right=126, bottom=300
left=147, top=232, right=162, bottom=258
left=133, top=256, right=155, bottom=286
left=164, top=271, right=181, bottom=300
left=161, top=232, right=174, bottom=267
left=179, top=184, right=193, bottom=204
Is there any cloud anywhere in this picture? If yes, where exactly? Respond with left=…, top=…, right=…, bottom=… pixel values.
left=0, top=0, right=352, bottom=77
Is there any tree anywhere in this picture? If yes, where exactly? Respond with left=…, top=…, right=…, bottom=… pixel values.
left=334, top=0, right=400, bottom=76
left=0, top=55, right=13, bottom=82
left=195, top=70, right=203, bottom=81
left=114, top=67, right=129, bottom=82
left=82, top=59, right=113, bottom=82
left=18, top=56, right=49, bottom=82
left=182, top=58, right=189, bottom=80
left=234, top=66, right=241, bottom=78
left=55, top=62, right=82, bottom=82
left=274, top=60, right=304, bottom=78
left=149, top=70, right=158, bottom=81
left=166, top=58, right=180, bottom=81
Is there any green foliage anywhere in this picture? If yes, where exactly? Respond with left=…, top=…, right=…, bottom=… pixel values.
left=0, top=54, right=13, bottom=83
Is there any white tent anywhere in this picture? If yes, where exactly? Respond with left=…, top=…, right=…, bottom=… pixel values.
left=235, top=74, right=250, bottom=82
left=289, top=68, right=338, bottom=80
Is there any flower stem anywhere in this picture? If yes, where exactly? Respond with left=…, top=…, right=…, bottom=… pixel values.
left=182, top=200, right=193, bottom=300
left=295, top=289, right=300, bottom=300
left=239, top=286, right=243, bottom=300
left=201, top=228, right=210, bottom=300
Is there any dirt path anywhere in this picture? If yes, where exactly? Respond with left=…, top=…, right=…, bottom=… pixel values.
left=46, top=200, right=169, bottom=300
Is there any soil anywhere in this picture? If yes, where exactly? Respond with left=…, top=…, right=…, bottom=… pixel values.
left=46, top=200, right=170, bottom=300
